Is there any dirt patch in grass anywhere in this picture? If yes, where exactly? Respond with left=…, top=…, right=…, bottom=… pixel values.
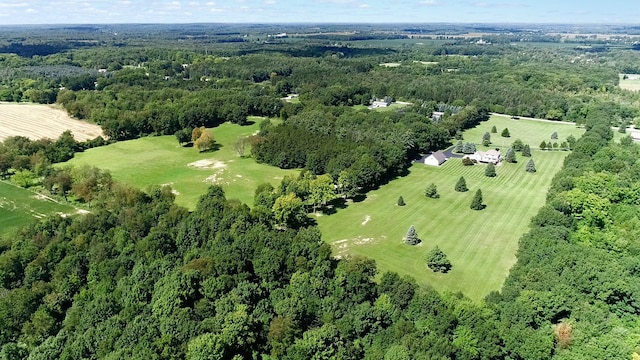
left=0, top=102, right=103, bottom=142
left=187, top=159, right=228, bottom=169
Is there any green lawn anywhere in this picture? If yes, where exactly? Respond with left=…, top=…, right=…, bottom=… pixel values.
left=0, top=181, right=76, bottom=237
left=64, top=120, right=298, bottom=210
left=466, top=114, right=585, bottom=150
left=317, top=117, right=585, bottom=301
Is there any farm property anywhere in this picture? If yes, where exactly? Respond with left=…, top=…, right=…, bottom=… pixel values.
left=0, top=181, right=76, bottom=236
left=316, top=116, right=585, bottom=301
left=63, top=120, right=297, bottom=210
left=0, top=102, right=103, bottom=142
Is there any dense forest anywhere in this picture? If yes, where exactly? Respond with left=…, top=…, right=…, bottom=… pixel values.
left=2, top=24, right=640, bottom=359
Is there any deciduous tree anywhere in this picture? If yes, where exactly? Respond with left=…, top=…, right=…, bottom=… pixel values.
left=195, top=130, right=215, bottom=152
left=272, top=193, right=307, bottom=228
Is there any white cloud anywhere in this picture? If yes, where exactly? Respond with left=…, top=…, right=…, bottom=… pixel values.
left=26, top=8, right=36, bottom=13
left=265, top=0, right=276, bottom=4
left=359, top=3, right=369, bottom=8
left=420, top=0, right=440, bottom=5
left=0, top=2, right=29, bottom=8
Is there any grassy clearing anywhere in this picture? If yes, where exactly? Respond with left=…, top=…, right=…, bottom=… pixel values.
left=619, top=74, right=640, bottom=91
left=317, top=117, right=584, bottom=301
left=64, top=120, right=297, bottom=210
left=0, top=181, right=76, bottom=237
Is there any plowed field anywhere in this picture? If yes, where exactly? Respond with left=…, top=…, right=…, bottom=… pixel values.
left=0, top=102, right=103, bottom=142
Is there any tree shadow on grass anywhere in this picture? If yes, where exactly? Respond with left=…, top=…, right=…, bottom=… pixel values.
left=197, top=143, right=222, bottom=153
left=321, top=198, right=349, bottom=215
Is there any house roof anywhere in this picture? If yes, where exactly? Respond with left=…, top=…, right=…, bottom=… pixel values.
left=429, top=150, right=447, bottom=164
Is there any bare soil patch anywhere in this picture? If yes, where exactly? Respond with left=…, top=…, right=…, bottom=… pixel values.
left=0, top=102, right=103, bottom=142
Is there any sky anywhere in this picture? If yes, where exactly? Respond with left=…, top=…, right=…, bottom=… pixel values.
left=0, top=0, right=638, bottom=25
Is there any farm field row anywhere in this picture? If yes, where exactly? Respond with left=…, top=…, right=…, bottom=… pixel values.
left=316, top=116, right=584, bottom=301
left=0, top=102, right=103, bottom=142
left=0, top=181, right=76, bottom=237
left=63, top=120, right=297, bottom=210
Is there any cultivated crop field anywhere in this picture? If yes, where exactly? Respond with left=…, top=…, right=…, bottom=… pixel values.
left=64, top=120, right=297, bottom=210
left=0, top=181, right=76, bottom=237
left=316, top=117, right=585, bottom=301
left=0, top=102, right=103, bottom=142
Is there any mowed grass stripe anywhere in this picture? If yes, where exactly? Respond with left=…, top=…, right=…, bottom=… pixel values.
left=317, top=119, right=581, bottom=300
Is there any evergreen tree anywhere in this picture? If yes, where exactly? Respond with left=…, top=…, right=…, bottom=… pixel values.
left=504, top=147, right=517, bottom=163
left=521, top=144, right=531, bottom=157
left=462, top=142, right=476, bottom=154
left=454, top=140, right=463, bottom=153
left=560, top=141, right=568, bottom=150
left=485, top=162, right=496, bottom=177
left=490, top=125, right=497, bottom=133
left=405, top=225, right=420, bottom=245
left=470, top=189, right=484, bottom=210
left=425, top=183, right=440, bottom=199
left=526, top=158, right=537, bottom=173
left=455, top=176, right=468, bottom=192
left=539, top=140, right=547, bottom=150
left=426, top=246, right=452, bottom=273
left=482, top=132, right=491, bottom=144
left=551, top=131, right=558, bottom=139
left=397, top=196, right=405, bottom=206
left=512, top=139, right=524, bottom=152
left=566, top=135, right=576, bottom=150
left=552, top=142, right=559, bottom=150
left=501, top=128, right=510, bottom=137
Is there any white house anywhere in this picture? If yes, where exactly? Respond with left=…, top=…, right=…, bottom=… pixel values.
left=424, top=151, right=447, bottom=166
left=369, top=100, right=390, bottom=109
left=469, top=149, right=502, bottom=164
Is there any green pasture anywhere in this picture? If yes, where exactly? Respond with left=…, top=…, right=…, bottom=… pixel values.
left=317, top=117, right=584, bottom=301
left=0, top=181, right=75, bottom=237
left=64, top=120, right=297, bottom=210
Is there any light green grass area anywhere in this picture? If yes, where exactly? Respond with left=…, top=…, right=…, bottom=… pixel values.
left=467, top=114, right=585, bottom=149
left=64, top=120, right=298, bottom=210
left=317, top=117, right=585, bottom=301
left=619, top=74, right=640, bottom=91
left=0, top=181, right=76, bottom=237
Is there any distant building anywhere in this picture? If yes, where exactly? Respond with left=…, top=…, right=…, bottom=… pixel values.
left=424, top=151, right=447, bottom=166
left=431, top=111, right=445, bottom=122
left=369, top=100, right=390, bottom=109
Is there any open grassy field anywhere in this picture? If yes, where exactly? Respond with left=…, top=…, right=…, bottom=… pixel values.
left=0, top=102, right=103, bottom=142
left=0, top=181, right=76, bottom=237
left=316, top=116, right=585, bottom=301
left=64, top=120, right=297, bottom=210
left=468, top=114, right=585, bottom=149
left=619, top=74, right=640, bottom=91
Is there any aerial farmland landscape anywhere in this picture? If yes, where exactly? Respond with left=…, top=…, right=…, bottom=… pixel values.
left=1, top=1, right=640, bottom=358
